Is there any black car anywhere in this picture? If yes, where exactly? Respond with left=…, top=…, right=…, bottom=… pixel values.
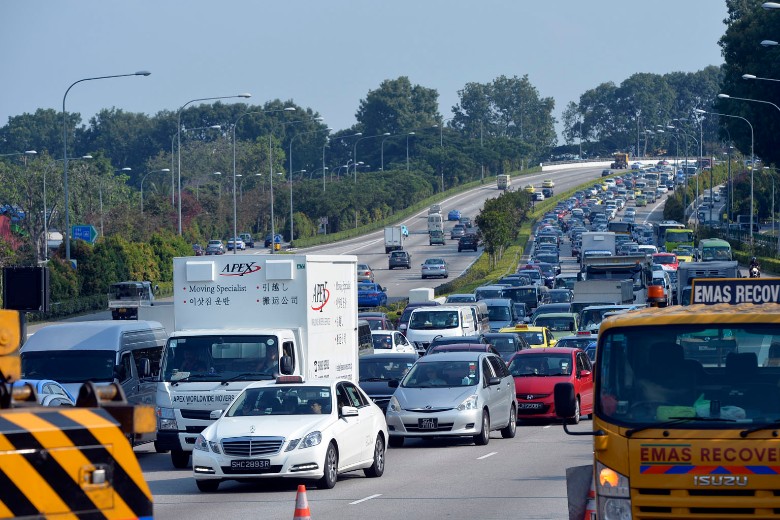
left=482, top=332, right=531, bottom=362
left=192, top=244, right=205, bottom=256
left=458, top=234, right=479, bottom=252
left=388, top=250, right=412, bottom=270
left=358, top=353, right=419, bottom=413
left=601, top=169, right=611, bottom=177
left=542, top=187, right=554, bottom=198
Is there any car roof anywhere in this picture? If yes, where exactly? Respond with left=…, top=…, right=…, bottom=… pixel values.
left=415, top=351, right=493, bottom=363
left=359, top=353, right=418, bottom=361
left=511, top=347, right=580, bottom=356
left=23, top=320, right=166, bottom=352
left=481, top=298, right=513, bottom=305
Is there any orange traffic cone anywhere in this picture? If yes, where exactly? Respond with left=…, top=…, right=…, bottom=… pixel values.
left=583, top=479, right=596, bottom=520
left=293, top=484, right=312, bottom=520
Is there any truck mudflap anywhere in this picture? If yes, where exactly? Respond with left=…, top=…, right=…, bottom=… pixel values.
left=0, top=407, right=153, bottom=519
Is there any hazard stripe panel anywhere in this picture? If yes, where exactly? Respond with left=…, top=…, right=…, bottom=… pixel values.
left=0, top=408, right=153, bottom=519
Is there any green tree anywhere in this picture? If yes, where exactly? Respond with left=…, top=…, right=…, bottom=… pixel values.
left=355, top=77, right=441, bottom=136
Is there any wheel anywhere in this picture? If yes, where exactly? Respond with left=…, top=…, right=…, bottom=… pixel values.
left=154, top=441, right=169, bottom=454
left=444, top=274, right=449, bottom=278
left=474, top=410, right=490, bottom=445
left=318, top=443, right=338, bottom=489
left=501, top=405, right=517, bottom=439
left=196, top=479, right=220, bottom=492
left=567, top=398, right=581, bottom=425
left=389, top=436, right=405, bottom=448
left=171, top=450, right=190, bottom=469
left=363, top=435, right=385, bottom=478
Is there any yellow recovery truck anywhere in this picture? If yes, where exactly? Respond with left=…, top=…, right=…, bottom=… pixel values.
left=556, top=290, right=780, bottom=519
left=0, top=309, right=154, bottom=518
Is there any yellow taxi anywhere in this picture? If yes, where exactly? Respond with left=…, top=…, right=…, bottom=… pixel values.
left=498, top=324, right=557, bottom=349
left=672, top=247, right=694, bottom=263
left=523, top=184, right=535, bottom=194
left=542, top=179, right=555, bottom=189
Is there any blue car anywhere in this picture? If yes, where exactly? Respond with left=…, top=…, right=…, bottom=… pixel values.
left=12, top=379, right=76, bottom=406
left=447, top=209, right=461, bottom=221
left=358, top=282, right=388, bottom=308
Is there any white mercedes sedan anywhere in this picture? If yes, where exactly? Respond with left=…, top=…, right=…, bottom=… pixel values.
left=192, top=377, right=388, bottom=491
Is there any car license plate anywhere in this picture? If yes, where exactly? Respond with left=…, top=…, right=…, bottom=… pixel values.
left=518, top=403, right=543, bottom=410
left=418, top=418, right=438, bottom=430
left=230, top=459, right=270, bottom=471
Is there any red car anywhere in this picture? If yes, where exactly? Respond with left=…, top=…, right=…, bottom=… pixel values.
left=507, top=347, right=594, bottom=423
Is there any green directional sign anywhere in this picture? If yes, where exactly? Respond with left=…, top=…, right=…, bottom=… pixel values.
left=72, top=225, right=98, bottom=244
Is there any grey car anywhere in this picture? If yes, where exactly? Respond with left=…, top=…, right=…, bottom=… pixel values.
left=389, top=250, right=412, bottom=270
left=386, top=351, right=517, bottom=446
left=421, top=258, right=448, bottom=279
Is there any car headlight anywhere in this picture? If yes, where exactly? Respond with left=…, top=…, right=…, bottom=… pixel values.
left=157, top=406, right=178, bottom=430
left=388, top=396, right=401, bottom=413
left=458, top=394, right=478, bottom=411
left=194, top=434, right=209, bottom=452
left=209, top=441, right=221, bottom=454
left=299, top=431, right=322, bottom=449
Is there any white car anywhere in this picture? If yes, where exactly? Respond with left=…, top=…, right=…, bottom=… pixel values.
left=226, top=237, right=246, bottom=251
left=192, top=378, right=388, bottom=491
left=371, top=331, right=416, bottom=354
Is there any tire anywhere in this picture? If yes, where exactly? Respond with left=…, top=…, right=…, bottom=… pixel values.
left=171, top=450, right=190, bottom=469
left=501, top=405, right=517, bottom=439
left=389, top=436, right=405, bottom=448
left=154, top=441, right=169, bottom=454
left=363, top=435, right=386, bottom=478
left=318, top=443, right=338, bottom=489
left=196, top=479, right=220, bottom=492
left=567, top=398, right=581, bottom=425
left=474, top=410, right=490, bottom=446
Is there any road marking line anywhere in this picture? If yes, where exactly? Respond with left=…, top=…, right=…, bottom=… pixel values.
left=544, top=425, right=551, bottom=429
left=350, top=494, right=382, bottom=505
left=477, top=451, right=497, bottom=460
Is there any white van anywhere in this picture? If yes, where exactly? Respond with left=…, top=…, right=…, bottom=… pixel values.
left=427, top=213, right=443, bottom=233
left=404, top=306, right=476, bottom=354
left=20, top=320, right=167, bottom=444
left=448, top=301, right=490, bottom=334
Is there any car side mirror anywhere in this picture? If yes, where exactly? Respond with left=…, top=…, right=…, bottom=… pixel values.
left=341, top=405, right=359, bottom=417
left=579, top=369, right=592, bottom=379
left=488, top=376, right=501, bottom=386
left=139, top=357, right=152, bottom=378
left=389, top=379, right=400, bottom=388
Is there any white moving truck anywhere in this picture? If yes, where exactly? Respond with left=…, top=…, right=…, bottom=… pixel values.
left=497, top=174, right=510, bottom=190
left=384, top=226, right=405, bottom=253
left=154, top=254, right=361, bottom=468
left=580, top=231, right=616, bottom=259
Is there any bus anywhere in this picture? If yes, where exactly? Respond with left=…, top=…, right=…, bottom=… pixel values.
left=698, top=237, right=732, bottom=262
left=663, top=228, right=694, bottom=252
left=643, top=172, right=659, bottom=188
left=556, top=303, right=780, bottom=516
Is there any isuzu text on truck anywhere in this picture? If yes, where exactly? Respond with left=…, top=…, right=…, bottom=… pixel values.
left=154, top=254, right=361, bottom=468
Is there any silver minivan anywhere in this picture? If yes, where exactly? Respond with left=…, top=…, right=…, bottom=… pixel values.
left=20, top=320, right=167, bottom=443
left=386, top=351, right=517, bottom=446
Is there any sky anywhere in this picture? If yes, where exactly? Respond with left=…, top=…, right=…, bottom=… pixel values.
left=1, top=1, right=728, bottom=143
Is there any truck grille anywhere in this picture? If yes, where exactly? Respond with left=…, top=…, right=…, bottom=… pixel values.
left=180, top=409, right=213, bottom=420
left=633, top=487, right=780, bottom=518
left=221, top=436, right=284, bottom=457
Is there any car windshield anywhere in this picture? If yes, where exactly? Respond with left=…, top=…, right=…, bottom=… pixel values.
left=359, top=358, right=415, bottom=381
left=488, top=337, right=519, bottom=356
left=358, top=283, right=379, bottom=291
left=557, top=338, right=594, bottom=349
left=534, top=317, right=575, bottom=332
left=517, top=331, right=545, bottom=346
left=409, top=311, right=459, bottom=330
left=508, top=354, right=572, bottom=376
left=446, top=295, right=476, bottom=303
left=21, top=350, right=115, bottom=383
left=401, top=361, right=479, bottom=388
left=226, top=386, right=332, bottom=416
left=371, top=334, right=394, bottom=350
left=425, top=259, right=445, bottom=266
left=598, top=325, right=780, bottom=427
left=487, top=305, right=512, bottom=321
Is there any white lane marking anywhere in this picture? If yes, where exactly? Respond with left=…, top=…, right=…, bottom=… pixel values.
left=477, top=451, right=497, bottom=460
left=642, top=196, right=667, bottom=224
left=350, top=494, right=382, bottom=505
left=544, top=425, right=551, bottom=429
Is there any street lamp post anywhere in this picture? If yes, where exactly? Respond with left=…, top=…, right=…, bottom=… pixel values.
left=177, top=93, right=251, bottom=237
left=171, top=125, right=221, bottom=207
left=288, top=124, right=329, bottom=241
left=140, top=168, right=171, bottom=215
left=323, top=132, right=362, bottom=186
left=698, top=107, right=755, bottom=241
left=232, top=107, right=295, bottom=254
left=63, top=71, right=151, bottom=262
left=764, top=167, right=777, bottom=251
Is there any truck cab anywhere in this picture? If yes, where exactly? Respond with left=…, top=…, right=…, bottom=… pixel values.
left=108, top=280, right=158, bottom=320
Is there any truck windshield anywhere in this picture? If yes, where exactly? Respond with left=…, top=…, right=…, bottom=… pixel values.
left=21, top=350, right=115, bottom=383
left=109, top=283, right=146, bottom=300
left=598, top=324, right=780, bottom=427
left=162, top=335, right=281, bottom=382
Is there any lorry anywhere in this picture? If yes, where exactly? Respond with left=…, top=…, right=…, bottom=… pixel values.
left=154, top=254, right=362, bottom=468
left=676, top=260, right=740, bottom=305
left=580, top=231, right=617, bottom=259
left=555, top=302, right=780, bottom=520
left=497, top=174, right=510, bottom=190
left=571, top=279, right=634, bottom=321
left=610, top=152, right=629, bottom=169
left=384, top=225, right=405, bottom=253
left=0, top=276, right=155, bottom=518
left=108, top=280, right=157, bottom=320
left=580, top=254, right=653, bottom=305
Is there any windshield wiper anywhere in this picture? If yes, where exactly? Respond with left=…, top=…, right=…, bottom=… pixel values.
left=627, top=416, right=736, bottom=437
left=220, top=373, right=274, bottom=385
left=740, top=419, right=780, bottom=438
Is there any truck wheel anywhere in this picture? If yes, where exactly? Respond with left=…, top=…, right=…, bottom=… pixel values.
left=154, top=441, right=169, bottom=454
left=171, top=450, right=190, bottom=469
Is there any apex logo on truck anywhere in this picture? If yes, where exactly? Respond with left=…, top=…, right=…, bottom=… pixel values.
left=311, top=282, right=330, bottom=312
left=219, top=262, right=261, bottom=277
